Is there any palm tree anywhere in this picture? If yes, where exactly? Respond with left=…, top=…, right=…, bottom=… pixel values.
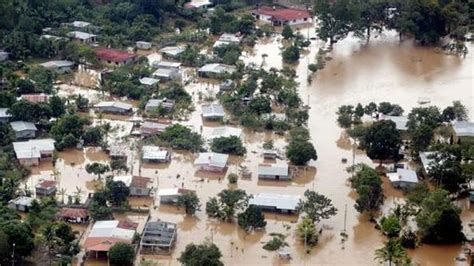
left=74, top=186, right=83, bottom=204
left=374, top=239, right=410, bottom=266
left=58, top=188, right=67, bottom=204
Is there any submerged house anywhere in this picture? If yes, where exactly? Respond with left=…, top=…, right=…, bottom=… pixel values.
left=251, top=5, right=312, bottom=26
left=94, top=101, right=133, bottom=114
left=157, top=188, right=195, bottom=204
left=141, top=121, right=169, bottom=136
left=262, top=149, right=279, bottom=160
left=140, top=220, right=177, bottom=253
left=10, top=121, right=37, bottom=139
left=35, top=180, right=57, bottom=196
left=113, top=175, right=152, bottom=196
left=84, top=220, right=137, bottom=257
left=152, top=68, right=181, bottom=81
left=139, top=77, right=160, bottom=88
left=39, top=60, right=75, bottom=74
left=8, top=196, right=34, bottom=212
left=194, top=152, right=229, bottom=172
left=153, top=61, right=181, bottom=70
left=258, top=163, right=290, bottom=180
left=145, top=99, right=175, bottom=112
left=107, top=144, right=128, bottom=160
left=95, top=48, right=137, bottom=66
left=201, top=104, right=225, bottom=121
left=13, top=139, right=55, bottom=166
left=387, top=168, right=419, bottom=188
left=213, top=33, right=244, bottom=48
left=210, top=127, right=242, bottom=139
left=379, top=115, right=409, bottom=131
left=198, top=63, right=236, bottom=78
left=249, top=193, right=301, bottom=214
left=58, top=207, right=90, bottom=224
left=419, top=151, right=436, bottom=176
left=142, top=146, right=171, bottom=163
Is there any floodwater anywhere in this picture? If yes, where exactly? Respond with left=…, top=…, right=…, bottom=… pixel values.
left=23, top=28, right=473, bottom=266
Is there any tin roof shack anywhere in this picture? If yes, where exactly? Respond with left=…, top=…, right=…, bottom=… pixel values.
left=159, top=46, right=185, bottom=59
left=136, top=41, right=152, bottom=50
left=8, top=196, right=34, bottom=212
left=157, top=188, right=195, bottom=204
left=95, top=48, right=137, bottom=66
left=152, top=68, right=182, bottom=81
left=13, top=139, right=55, bottom=166
left=142, top=146, right=171, bottom=163
left=107, top=144, right=128, bottom=160
left=258, top=163, right=290, bottom=180
left=58, top=207, right=89, bottom=224
left=113, top=175, right=152, bottom=197
left=139, top=77, right=160, bottom=88
left=194, top=152, right=229, bottom=172
left=35, top=180, right=57, bottom=196
left=40, top=60, right=75, bottom=74
left=198, top=63, right=236, bottom=78
left=20, top=93, right=49, bottom=103
left=0, top=108, right=11, bottom=123
left=210, top=127, right=242, bottom=139
left=249, top=193, right=301, bottom=214
left=379, top=115, right=409, bottom=131
left=453, top=121, right=474, bottom=144
left=10, top=121, right=37, bottom=139
left=387, top=168, right=419, bottom=188
left=140, top=220, right=177, bottom=254
left=213, top=33, right=244, bottom=48
left=84, top=220, right=137, bottom=258
left=251, top=6, right=312, bottom=26
left=141, top=121, right=169, bottom=136
left=219, top=80, right=234, bottom=91
left=145, top=99, right=175, bottom=113
left=67, top=31, right=97, bottom=43
left=94, top=101, right=133, bottom=114
left=202, top=104, right=225, bottom=121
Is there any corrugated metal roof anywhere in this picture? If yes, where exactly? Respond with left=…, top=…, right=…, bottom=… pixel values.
left=388, top=169, right=419, bottom=184
left=249, top=193, right=301, bottom=211
left=10, top=121, right=37, bottom=132
left=95, top=101, right=133, bottom=110
left=194, top=152, right=228, bottom=168
left=142, top=145, right=170, bottom=160
left=453, top=121, right=474, bottom=137
left=379, top=115, right=409, bottom=131
left=258, top=164, right=289, bottom=176
left=13, top=139, right=55, bottom=159
left=198, top=63, right=236, bottom=74
left=0, top=108, right=11, bottom=118
left=210, top=126, right=242, bottom=139
left=202, top=104, right=224, bottom=118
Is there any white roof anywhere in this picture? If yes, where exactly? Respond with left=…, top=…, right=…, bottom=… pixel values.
left=113, top=175, right=133, bottom=187
left=153, top=61, right=182, bottom=68
left=388, top=168, right=419, bottom=184
left=198, top=63, right=236, bottom=74
left=95, top=101, right=133, bottom=110
left=68, top=31, right=96, bottom=40
left=210, top=127, right=242, bottom=139
left=249, top=193, right=301, bottom=211
left=157, top=188, right=180, bottom=197
left=0, top=108, right=10, bottom=118
left=453, top=121, right=474, bottom=137
left=10, top=121, right=37, bottom=132
left=145, top=99, right=174, bottom=109
left=186, top=1, right=212, bottom=8
left=213, top=33, right=243, bottom=48
left=379, top=115, right=409, bottom=131
left=139, top=77, right=159, bottom=86
left=419, top=151, right=436, bottom=173
left=258, top=164, right=289, bottom=176
left=71, top=21, right=91, bottom=28
left=136, top=41, right=152, bottom=45
left=40, top=60, right=74, bottom=69
left=142, top=146, right=169, bottom=160
left=142, top=121, right=169, bottom=130
left=13, top=139, right=55, bottom=159
left=89, top=220, right=135, bottom=240
left=153, top=68, right=179, bottom=78
left=202, top=104, right=225, bottom=118
left=159, top=46, right=185, bottom=57
left=9, top=196, right=34, bottom=206
left=194, top=152, right=229, bottom=168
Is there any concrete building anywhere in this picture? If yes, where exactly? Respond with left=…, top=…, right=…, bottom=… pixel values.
left=70, top=21, right=92, bottom=29
left=8, top=196, right=34, bottom=212
left=157, top=188, right=195, bottom=204
left=159, top=46, right=185, bottom=59
left=387, top=168, right=419, bottom=188
left=184, top=0, right=212, bottom=9
left=58, top=207, right=90, bottom=224
left=107, top=144, right=128, bottom=160
left=152, top=68, right=181, bottom=81
left=13, top=139, right=55, bottom=166
left=95, top=48, right=137, bottom=66
left=94, top=101, right=133, bottom=114
left=249, top=193, right=301, bottom=214
left=113, top=175, right=152, bottom=196
left=68, top=31, right=97, bottom=43
left=35, top=180, right=57, bottom=196
left=142, top=146, right=171, bottom=163
left=0, top=108, right=11, bottom=123
left=10, top=121, right=37, bottom=139
left=251, top=6, right=312, bottom=26
left=145, top=99, right=175, bottom=112
left=136, top=41, right=152, bottom=50
left=140, top=220, right=177, bottom=253
left=141, top=121, right=169, bottom=136
left=153, top=61, right=181, bottom=69
left=198, top=63, right=236, bottom=78
left=258, top=163, right=290, bottom=180
left=210, top=127, right=242, bottom=139
left=39, top=60, right=75, bottom=74
left=84, top=220, right=137, bottom=257
left=202, top=104, right=225, bottom=121
left=194, top=152, right=229, bottom=172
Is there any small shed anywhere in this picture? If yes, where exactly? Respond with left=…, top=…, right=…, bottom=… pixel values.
left=387, top=168, right=419, bottom=188
left=58, top=207, right=89, bottom=223
left=249, top=193, right=301, bottom=214
left=262, top=149, right=278, bottom=160
left=194, top=152, right=229, bottom=172
left=10, top=121, right=37, bottom=139
left=8, top=196, right=34, bottom=212
left=202, top=104, right=225, bottom=121
left=136, top=41, right=152, bottom=50
left=35, top=180, right=57, bottom=196
left=219, top=80, right=234, bottom=91
left=258, top=164, right=290, bottom=180
left=142, top=146, right=171, bottom=163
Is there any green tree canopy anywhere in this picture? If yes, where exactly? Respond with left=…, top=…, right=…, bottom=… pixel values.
left=178, top=242, right=223, bottom=266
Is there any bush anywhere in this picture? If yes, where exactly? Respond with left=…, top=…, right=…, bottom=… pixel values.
left=227, top=173, right=238, bottom=184
left=109, top=242, right=135, bottom=265
left=210, top=136, right=246, bottom=155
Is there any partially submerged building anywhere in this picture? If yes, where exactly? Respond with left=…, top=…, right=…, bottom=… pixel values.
left=107, top=144, right=128, bottom=160
left=35, top=180, right=57, bottom=196
left=153, top=61, right=182, bottom=70
left=251, top=6, right=312, bottom=26
left=202, top=104, right=225, bottom=121
left=157, top=188, right=195, bottom=204
left=113, top=175, right=153, bottom=196
left=10, top=121, right=37, bottom=139
left=95, top=48, right=137, bottom=66
left=13, top=139, right=55, bottom=166
left=194, top=152, right=229, bottom=172
left=210, top=126, right=242, bottom=139
left=84, top=220, right=137, bottom=257
left=419, top=151, right=436, bottom=175
left=152, top=68, right=181, bottom=81
left=249, top=193, right=301, bottom=214
left=139, top=77, right=160, bottom=88
left=142, top=146, right=171, bottom=163
left=198, top=63, right=236, bottom=78
left=39, top=60, right=75, bottom=74
left=379, top=115, right=409, bottom=131
left=140, top=220, right=177, bottom=253
left=145, top=99, right=175, bottom=112
left=387, top=168, right=419, bottom=188
left=452, top=121, right=474, bottom=144
left=58, top=207, right=90, bottom=224
left=94, top=101, right=133, bottom=114
left=141, top=121, right=169, bottom=136
left=8, top=196, right=34, bottom=212
left=262, top=149, right=279, bottom=160
left=258, top=163, right=290, bottom=180
left=20, top=93, right=49, bottom=103
left=213, top=33, right=244, bottom=48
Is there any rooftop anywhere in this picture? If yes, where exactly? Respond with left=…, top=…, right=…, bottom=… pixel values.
left=153, top=61, right=182, bottom=69
left=258, top=163, right=289, bottom=176
left=453, top=121, right=474, bottom=137
left=59, top=207, right=89, bottom=219
left=0, top=108, right=11, bottom=118
left=253, top=6, right=311, bottom=21
left=71, top=21, right=91, bottom=28
left=94, top=101, right=133, bottom=110
left=198, top=63, right=236, bottom=74
left=113, top=175, right=133, bottom=187
left=142, top=121, right=169, bottom=130
left=139, top=77, right=160, bottom=86
left=153, top=68, right=180, bottom=78
left=419, top=151, right=436, bottom=174
left=158, top=188, right=195, bottom=197
left=20, top=93, right=48, bottom=103
left=40, top=60, right=74, bottom=69
left=9, top=196, right=34, bottom=207
left=379, top=115, right=409, bottom=131
left=140, top=220, right=177, bottom=248
left=95, top=48, right=136, bottom=63
left=194, top=152, right=229, bottom=168
left=145, top=99, right=175, bottom=109
left=35, top=180, right=57, bottom=190
left=130, top=176, right=151, bottom=189
left=10, top=121, right=37, bottom=132
left=13, top=139, right=55, bottom=159
left=142, top=146, right=170, bottom=161
left=388, top=168, right=419, bottom=184
left=249, top=193, right=301, bottom=211
left=68, top=31, right=97, bottom=40
left=202, top=104, right=225, bottom=118
left=210, top=126, right=242, bottom=139
left=159, top=46, right=185, bottom=57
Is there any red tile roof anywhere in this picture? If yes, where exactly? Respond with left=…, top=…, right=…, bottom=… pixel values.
left=21, top=93, right=49, bottom=103
left=253, top=6, right=311, bottom=21
left=117, top=220, right=139, bottom=230
left=131, top=176, right=151, bottom=188
left=59, top=207, right=89, bottom=219
left=84, top=237, right=131, bottom=252
left=36, top=180, right=57, bottom=189
left=95, top=48, right=137, bottom=63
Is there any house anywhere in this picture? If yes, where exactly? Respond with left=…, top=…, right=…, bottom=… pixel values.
left=140, top=220, right=177, bottom=253
left=213, top=33, right=244, bottom=48
left=0, top=50, right=9, bottom=61
left=68, top=31, right=97, bottom=43
left=419, top=151, right=436, bottom=175
left=136, top=41, right=152, bottom=50
left=95, top=48, right=137, bottom=66
left=145, top=99, right=175, bottom=112
left=13, top=138, right=55, bottom=166
left=153, top=61, right=181, bottom=70
left=41, top=34, right=67, bottom=42
left=84, top=220, right=137, bottom=257
left=8, top=196, right=34, bottom=212
left=139, top=77, right=160, bottom=87
left=39, top=60, right=75, bottom=74
left=198, top=63, right=236, bottom=78
left=184, top=0, right=213, bottom=9
left=131, top=176, right=153, bottom=196
left=258, top=163, right=290, bottom=180
left=58, top=207, right=89, bottom=224
left=10, top=121, right=38, bottom=139
left=194, top=152, right=229, bottom=172
left=263, top=149, right=278, bottom=160
left=157, top=188, right=195, bottom=204
left=202, top=104, right=225, bottom=121
left=141, top=121, right=169, bottom=136
left=452, top=121, right=474, bottom=144
left=159, top=46, right=185, bottom=59
left=387, top=168, right=419, bottom=188
left=219, top=80, right=234, bottom=91
left=379, top=115, right=409, bottom=131
left=210, top=127, right=242, bottom=139
left=152, top=68, right=181, bottom=81
left=0, top=108, right=11, bottom=123
left=35, top=180, right=57, bottom=196
left=94, top=101, right=133, bottom=114
left=70, top=21, right=92, bottom=29
left=142, top=146, right=171, bottom=163
left=20, top=93, right=49, bottom=103
left=107, top=144, right=128, bottom=160
left=251, top=5, right=312, bottom=26
left=249, top=193, right=301, bottom=214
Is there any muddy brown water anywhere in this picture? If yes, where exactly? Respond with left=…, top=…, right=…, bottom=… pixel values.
left=25, top=29, right=473, bottom=266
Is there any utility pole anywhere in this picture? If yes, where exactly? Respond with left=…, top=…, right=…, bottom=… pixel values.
left=343, top=204, right=347, bottom=233
left=11, top=243, right=15, bottom=266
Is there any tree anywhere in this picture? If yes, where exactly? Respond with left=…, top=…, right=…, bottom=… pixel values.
left=82, top=127, right=104, bottom=146
left=159, top=124, right=203, bottom=151
left=282, top=44, right=300, bottom=63
left=336, top=105, right=354, bottom=129
left=380, top=214, right=401, bottom=238
left=178, top=242, right=223, bottom=266
left=106, top=179, right=130, bottom=206
left=110, top=159, right=129, bottom=174
left=237, top=205, right=266, bottom=232
left=314, top=0, right=357, bottom=48
left=374, top=239, right=410, bottom=266
left=282, top=25, right=294, bottom=39
left=364, top=102, right=378, bottom=116
left=377, top=102, right=404, bottom=116
left=348, top=164, right=384, bottom=215
left=451, top=100, right=468, bottom=121
left=227, top=173, right=238, bottom=184
left=406, top=106, right=441, bottom=132
left=248, top=96, right=271, bottom=115
left=354, top=103, right=364, bottom=119
left=406, top=183, right=429, bottom=206
left=1, top=220, right=34, bottom=259
left=49, top=95, right=66, bottom=117
left=85, top=163, right=110, bottom=180
left=109, top=242, right=135, bottom=265
left=361, top=120, right=402, bottom=164
left=262, top=233, right=289, bottom=251
left=299, top=190, right=337, bottom=223
left=296, top=217, right=318, bottom=248
left=177, top=192, right=201, bottom=215
left=426, top=148, right=465, bottom=193
left=411, top=124, right=433, bottom=154
left=206, top=189, right=248, bottom=222
left=210, top=136, right=246, bottom=155
left=415, top=189, right=464, bottom=244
